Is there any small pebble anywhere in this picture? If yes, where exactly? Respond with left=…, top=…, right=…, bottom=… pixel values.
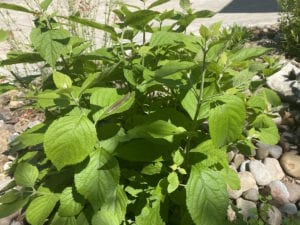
left=280, top=203, right=298, bottom=215
left=249, top=160, right=272, bottom=186
left=236, top=198, right=258, bottom=220
left=280, top=151, right=300, bottom=178
left=242, top=188, right=259, bottom=202
left=268, top=180, right=290, bottom=205
left=263, top=158, right=285, bottom=181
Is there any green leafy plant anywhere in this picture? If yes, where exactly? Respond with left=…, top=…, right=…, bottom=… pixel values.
left=278, top=0, right=300, bottom=56
left=0, top=0, right=282, bottom=224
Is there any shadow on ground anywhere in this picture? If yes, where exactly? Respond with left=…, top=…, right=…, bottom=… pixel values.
left=220, top=0, right=279, bottom=13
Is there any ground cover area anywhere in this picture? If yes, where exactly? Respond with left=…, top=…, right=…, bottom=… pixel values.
left=0, top=0, right=300, bottom=225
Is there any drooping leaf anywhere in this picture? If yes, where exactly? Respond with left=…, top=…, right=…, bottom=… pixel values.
left=126, top=120, right=186, bottom=142
left=64, top=16, right=117, bottom=40
left=0, top=196, right=29, bottom=218
left=0, top=52, right=44, bottom=66
left=53, top=71, right=72, bottom=89
left=44, top=115, right=97, bottom=170
left=148, top=0, right=170, bottom=9
left=58, top=187, right=83, bottom=217
left=125, top=10, right=159, bottom=27
left=14, top=162, right=39, bottom=188
left=229, top=47, right=270, bottom=62
left=186, top=167, right=228, bottom=225
left=209, top=95, right=246, bottom=147
left=30, top=28, right=70, bottom=68
left=26, top=188, right=59, bottom=225
left=75, top=148, right=120, bottom=211
left=40, top=0, right=53, bottom=11
left=0, top=190, right=20, bottom=204
left=0, top=3, right=35, bottom=14
left=155, top=61, right=194, bottom=78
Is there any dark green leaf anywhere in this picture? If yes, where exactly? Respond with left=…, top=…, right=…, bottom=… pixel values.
left=229, top=47, right=270, bottom=62
left=0, top=3, right=35, bottom=14
left=148, top=0, right=170, bottom=9
left=0, top=52, right=44, bottom=66
left=155, top=61, right=194, bottom=78
left=0, top=196, right=29, bottom=218
left=125, top=10, right=159, bottom=27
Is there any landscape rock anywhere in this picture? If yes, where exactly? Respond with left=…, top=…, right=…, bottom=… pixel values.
left=242, top=188, right=259, bottom=202
left=256, top=143, right=283, bottom=159
left=236, top=198, right=258, bottom=221
left=249, top=160, right=272, bottom=185
left=268, top=180, right=290, bottom=205
left=0, top=173, right=12, bottom=191
left=227, top=205, right=236, bottom=222
left=239, top=160, right=250, bottom=172
left=255, top=142, right=270, bottom=159
left=233, top=153, right=245, bottom=168
left=228, top=172, right=257, bottom=199
left=267, top=62, right=300, bottom=104
left=280, top=151, right=300, bottom=178
left=284, top=182, right=300, bottom=203
left=263, top=158, right=285, bottom=181
left=280, top=203, right=298, bottom=215
left=264, top=205, right=282, bottom=225
left=227, top=151, right=235, bottom=162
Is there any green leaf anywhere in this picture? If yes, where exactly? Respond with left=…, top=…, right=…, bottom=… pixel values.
left=91, top=88, right=135, bottom=121
left=125, top=10, right=159, bottom=27
left=53, top=71, right=72, bottom=89
left=219, top=168, right=240, bottom=190
left=190, top=140, right=228, bottom=168
left=0, top=190, right=20, bottom=204
left=260, top=88, right=281, bottom=107
left=40, top=0, right=53, bottom=11
left=75, top=148, right=120, bottom=211
left=26, top=188, right=59, bottom=225
left=101, top=186, right=127, bottom=224
left=0, top=52, right=44, bottom=65
left=58, top=187, right=83, bottom=217
left=92, top=210, right=119, bottom=225
left=209, top=95, right=246, bottom=147
left=180, top=0, right=191, bottom=11
left=14, top=162, right=39, bottom=188
left=155, top=61, right=194, bottom=78
left=116, top=139, right=172, bottom=162
left=0, top=29, right=8, bottom=42
left=50, top=214, right=77, bottom=225
left=252, top=114, right=279, bottom=144
left=186, top=168, right=228, bottom=225
left=0, top=196, right=29, bottom=218
left=64, top=16, right=117, bottom=40
left=30, top=28, right=70, bottom=68
left=148, top=0, right=169, bottom=9
left=0, top=3, right=34, bottom=14
left=229, top=47, right=270, bottom=62
left=44, top=115, right=97, bottom=170
left=141, top=162, right=163, bottom=175
left=126, top=120, right=186, bottom=142
left=136, top=201, right=165, bottom=225
left=167, top=172, right=179, bottom=193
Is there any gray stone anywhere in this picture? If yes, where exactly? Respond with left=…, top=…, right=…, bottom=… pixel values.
left=242, top=188, right=259, bottom=202
left=280, top=151, right=300, bottom=178
left=280, top=203, right=298, bottom=215
left=249, top=160, right=272, bottom=186
left=228, top=172, right=257, bottom=199
left=227, top=205, right=236, bottom=222
left=256, top=143, right=270, bottom=160
left=266, top=206, right=282, bottom=225
left=227, top=151, right=235, bottom=162
left=240, top=160, right=250, bottom=172
left=267, top=63, right=300, bottom=104
left=268, top=180, right=290, bottom=205
left=263, top=158, right=285, bottom=181
left=233, top=153, right=245, bottom=169
left=256, top=142, right=283, bottom=159
left=0, top=173, right=12, bottom=191
left=284, top=182, right=300, bottom=203
left=236, top=198, right=258, bottom=221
